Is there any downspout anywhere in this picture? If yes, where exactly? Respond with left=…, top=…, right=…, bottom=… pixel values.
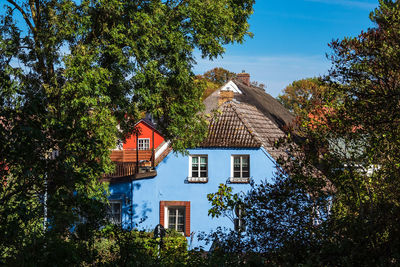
left=136, top=132, right=139, bottom=173
left=130, top=179, right=133, bottom=229
left=152, top=129, right=155, bottom=167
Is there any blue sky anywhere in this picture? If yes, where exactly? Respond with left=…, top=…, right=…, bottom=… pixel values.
left=194, top=0, right=379, bottom=97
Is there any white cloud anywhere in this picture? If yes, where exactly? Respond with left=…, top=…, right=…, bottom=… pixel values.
left=304, top=0, right=378, bottom=10
left=193, top=54, right=331, bottom=97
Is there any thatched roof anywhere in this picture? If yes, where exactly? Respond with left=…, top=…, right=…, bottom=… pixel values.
left=233, top=79, right=294, bottom=129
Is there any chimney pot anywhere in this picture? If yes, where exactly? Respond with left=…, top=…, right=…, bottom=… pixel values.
left=237, top=72, right=250, bottom=86
left=218, top=90, right=234, bottom=106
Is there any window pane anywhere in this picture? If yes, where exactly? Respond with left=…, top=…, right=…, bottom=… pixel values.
left=192, top=157, right=198, bottom=164
left=234, top=171, right=241, bottom=178
left=234, top=165, right=240, bottom=173
left=200, top=171, right=207, bottom=177
left=242, top=171, right=249, bottom=177
left=177, top=224, right=184, bottom=232
left=138, top=139, right=150, bottom=150
left=242, top=156, right=249, bottom=166
left=168, top=208, right=176, bottom=229
left=200, top=157, right=207, bottom=164
left=177, top=208, right=185, bottom=232
left=113, top=203, right=119, bottom=213
left=178, top=212, right=184, bottom=223
left=109, top=202, right=121, bottom=224
left=192, top=160, right=199, bottom=177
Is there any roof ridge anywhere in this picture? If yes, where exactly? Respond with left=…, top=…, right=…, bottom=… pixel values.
left=232, top=80, right=295, bottom=128
left=229, top=102, right=263, bottom=146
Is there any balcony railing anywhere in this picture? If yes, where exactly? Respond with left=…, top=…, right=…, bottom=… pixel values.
left=103, top=149, right=157, bottom=180
left=110, top=149, right=154, bottom=163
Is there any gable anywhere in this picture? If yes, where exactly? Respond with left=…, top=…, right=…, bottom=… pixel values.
left=123, top=120, right=164, bottom=150
left=220, top=80, right=242, bottom=94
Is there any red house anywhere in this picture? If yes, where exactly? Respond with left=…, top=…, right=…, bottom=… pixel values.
left=123, top=119, right=164, bottom=151
left=106, top=118, right=169, bottom=181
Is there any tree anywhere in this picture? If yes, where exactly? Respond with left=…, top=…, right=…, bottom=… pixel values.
left=206, top=1, right=400, bottom=265
left=277, top=77, right=331, bottom=117
left=0, top=0, right=255, bottom=263
left=203, top=67, right=237, bottom=85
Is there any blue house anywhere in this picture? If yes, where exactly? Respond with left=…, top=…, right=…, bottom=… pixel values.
left=106, top=73, right=294, bottom=248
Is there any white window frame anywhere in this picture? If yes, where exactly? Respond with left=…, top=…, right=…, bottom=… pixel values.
left=108, top=200, right=122, bottom=224
left=188, top=155, right=208, bottom=183
left=164, top=206, right=186, bottom=234
left=230, top=155, right=250, bottom=183
left=138, top=138, right=150, bottom=150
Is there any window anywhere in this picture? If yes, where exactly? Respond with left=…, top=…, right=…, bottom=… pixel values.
left=160, top=201, right=190, bottom=236
left=230, top=155, right=250, bottom=183
left=115, top=139, right=123, bottom=150
left=138, top=138, right=150, bottom=150
left=188, top=155, right=208, bottom=182
left=108, top=200, right=122, bottom=224
left=168, top=207, right=185, bottom=232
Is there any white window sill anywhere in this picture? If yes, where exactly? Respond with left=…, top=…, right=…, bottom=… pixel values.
left=229, top=177, right=250, bottom=183
left=187, top=177, right=208, bottom=183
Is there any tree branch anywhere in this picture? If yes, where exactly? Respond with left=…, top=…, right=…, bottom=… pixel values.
left=6, top=0, right=35, bottom=34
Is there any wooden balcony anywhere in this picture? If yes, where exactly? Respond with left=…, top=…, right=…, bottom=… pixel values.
left=110, top=149, right=154, bottom=164
left=103, top=149, right=157, bottom=182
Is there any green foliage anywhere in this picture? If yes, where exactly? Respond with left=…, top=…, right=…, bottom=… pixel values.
left=203, top=67, right=237, bottom=85
left=87, top=225, right=189, bottom=266
left=207, top=183, right=241, bottom=222
left=277, top=77, right=331, bottom=117
left=0, top=0, right=255, bottom=264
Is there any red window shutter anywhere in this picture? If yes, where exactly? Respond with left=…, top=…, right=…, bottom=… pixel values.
left=185, top=202, right=191, bottom=237
left=160, top=201, right=166, bottom=227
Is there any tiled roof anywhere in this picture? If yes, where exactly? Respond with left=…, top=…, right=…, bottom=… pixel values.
left=200, top=102, right=262, bottom=148
left=234, top=103, right=287, bottom=160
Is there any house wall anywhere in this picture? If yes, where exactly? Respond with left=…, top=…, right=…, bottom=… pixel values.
left=123, top=121, right=164, bottom=150
left=109, top=147, right=277, bottom=249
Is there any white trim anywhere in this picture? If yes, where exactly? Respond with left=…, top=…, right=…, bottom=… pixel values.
left=188, top=155, right=208, bottom=181
left=164, top=206, right=168, bottom=229
left=187, top=177, right=208, bottom=183
left=229, top=177, right=250, bottom=183
left=220, top=80, right=242, bottom=94
left=164, top=205, right=185, bottom=233
left=230, top=155, right=234, bottom=178
left=230, top=155, right=250, bottom=182
left=155, top=141, right=170, bottom=159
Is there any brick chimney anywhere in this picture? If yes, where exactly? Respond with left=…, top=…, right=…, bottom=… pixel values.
left=218, top=90, right=234, bottom=106
left=237, top=71, right=250, bottom=86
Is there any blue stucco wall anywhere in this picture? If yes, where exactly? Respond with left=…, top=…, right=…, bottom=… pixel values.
left=109, top=147, right=277, bottom=249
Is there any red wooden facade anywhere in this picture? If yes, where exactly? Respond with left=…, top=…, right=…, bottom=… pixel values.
left=123, top=120, right=164, bottom=150
left=106, top=119, right=166, bottom=179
